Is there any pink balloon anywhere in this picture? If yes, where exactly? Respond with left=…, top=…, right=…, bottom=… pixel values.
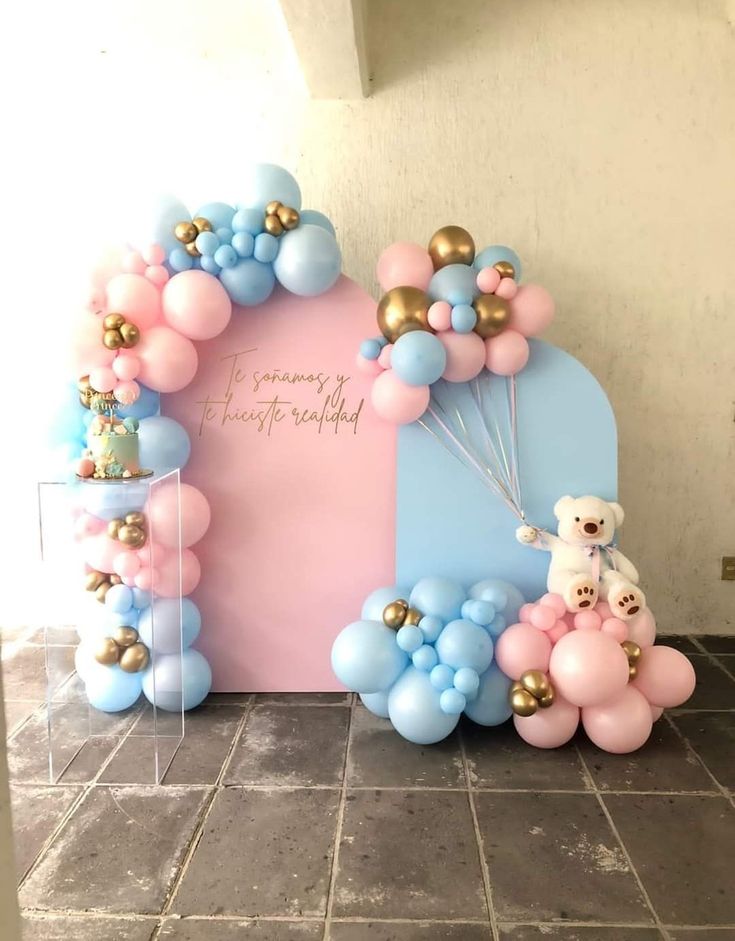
left=427, top=301, right=452, bottom=332
left=601, top=617, right=628, bottom=642
left=134, top=568, right=153, bottom=590
left=476, top=267, right=501, bottom=294
left=582, top=686, right=653, bottom=754
left=122, top=251, right=146, bottom=274
left=530, top=605, right=556, bottom=631
left=595, top=601, right=613, bottom=621
left=495, top=623, right=552, bottom=680
left=113, top=551, right=141, bottom=579
left=515, top=696, right=580, bottom=749
left=378, top=344, right=393, bottom=369
left=113, top=380, right=140, bottom=405
left=495, top=277, right=518, bottom=300
left=89, top=247, right=125, bottom=292
left=162, top=270, right=232, bottom=340
left=574, top=609, right=602, bottom=631
left=371, top=370, right=429, bottom=424
left=154, top=548, right=201, bottom=598
left=626, top=607, right=657, bottom=648
left=547, top=621, right=570, bottom=644
left=143, top=244, right=166, bottom=266
left=632, top=646, right=696, bottom=708
left=549, top=630, right=629, bottom=707
left=81, top=533, right=119, bottom=573
left=539, top=593, right=567, bottom=618
left=106, top=273, right=161, bottom=330
left=509, top=284, right=555, bottom=337
left=650, top=704, right=664, bottom=721
left=145, top=265, right=170, bottom=288
left=74, top=513, right=105, bottom=540
left=70, top=311, right=115, bottom=375
left=136, top=326, right=198, bottom=392
left=376, top=242, right=434, bottom=292
left=112, top=354, right=140, bottom=381
left=149, top=482, right=211, bottom=549
left=519, top=603, right=535, bottom=623
left=439, top=331, right=485, bottom=382
left=89, top=366, right=116, bottom=393
left=485, top=329, right=530, bottom=376
left=356, top=353, right=383, bottom=377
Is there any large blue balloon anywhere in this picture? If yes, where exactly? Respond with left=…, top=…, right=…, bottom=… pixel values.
left=48, top=385, right=86, bottom=447
left=463, top=663, right=513, bottom=726
left=409, top=576, right=465, bottom=622
left=298, top=210, right=335, bottom=236
left=361, top=585, right=412, bottom=621
left=473, top=245, right=522, bottom=282
left=142, top=649, right=211, bottom=712
left=138, top=416, right=191, bottom=474
left=239, top=164, right=302, bottom=213
left=360, top=691, right=390, bottom=718
left=137, top=598, right=201, bottom=654
left=78, top=478, right=147, bottom=521
left=220, top=258, right=276, bottom=305
left=331, top=620, right=408, bottom=694
left=85, top=664, right=143, bottom=713
left=428, top=263, right=480, bottom=305
left=116, top=383, right=160, bottom=420
left=435, top=619, right=494, bottom=672
left=194, top=202, right=236, bottom=230
left=131, top=195, right=191, bottom=256
left=391, top=332, right=447, bottom=387
left=469, top=578, right=525, bottom=626
left=273, top=225, right=341, bottom=297
left=388, top=667, right=459, bottom=744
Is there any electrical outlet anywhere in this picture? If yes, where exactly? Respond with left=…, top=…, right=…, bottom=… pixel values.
left=722, top=557, right=735, bottom=580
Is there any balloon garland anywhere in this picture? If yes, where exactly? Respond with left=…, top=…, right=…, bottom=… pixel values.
left=60, top=165, right=342, bottom=713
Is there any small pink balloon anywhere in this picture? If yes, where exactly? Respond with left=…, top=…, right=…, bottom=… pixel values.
left=82, top=533, right=119, bottom=573
left=70, top=311, right=116, bottom=375
left=439, top=331, right=486, bottom=382
left=632, top=646, right=696, bottom=708
left=106, top=273, right=161, bottom=330
left=122, top=251, right=146, bottom=274
left=626, top=607, right=656, bottom=648
left=549, top=630, right=629, bottom=707
left=143, top=244, right=166, bottom=266
left=515, top=696, right=580, bottom=749
left=162, top=270, right=232, bottom=340
left=122, top=576, right=136, bottom=587
left=134, top=568, right=153, bottom=591
left=650, top=704, right=664, bottom=722
left=136, top=325, right=198, bottom=393
left=74, top=512, right=103, bottom=538
left=601, top=617, right=628, bottom=642
left=427, top=301, right=452, bottom=332
left=519, top=603, right=535, bottom=623
left=539, top=593, right=567, bottom=618
left=595, top=601, right=613, bottom=620
left=476, top=266, right=501, bottom=294
left=495, top=277, right=518, bottom=300
left=376, top=242, right=434, bottom=291
left=582, top=686, right=653, bottom=754
left=509, top=284, right=555, bottom=337
left=378, top=344, right=393, bottom=369
left=371, top=370, right=429, bottom=424
left=89, top=366, right=116, bottom=393
left=76, top=458, right=95, bottom=479
left=113, top=551, right=141, bottom=579
left=485, top=329, right=530, bottom=376
left=149, top=482, right=211, bottom=549
left=145, top=265, right=170, bottom=288
left=547, top=621, right=570, bottom=644
left=574, top=609, right=602, bottom=631
left=113, top=380, right=140, bottom=405
left=356, top=353, right=383, bottom=377
left=112, top=354, right=140, bottom=381
left=495, top=623, right=552, bottom=680
left=530, top=605, right=557, bottom=632
left=154, top=548, right=201, bottom=597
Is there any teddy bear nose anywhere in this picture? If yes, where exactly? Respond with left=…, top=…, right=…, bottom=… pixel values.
left=583, top=522, right=598, bottom=534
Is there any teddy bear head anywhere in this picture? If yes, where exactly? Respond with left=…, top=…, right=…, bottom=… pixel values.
left=553, top=495, right=624, bottom=547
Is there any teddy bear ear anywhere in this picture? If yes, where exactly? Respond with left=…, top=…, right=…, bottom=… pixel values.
left=608, top=501, right=625, bottom=527
left=553, top=495, right=574, bottom=519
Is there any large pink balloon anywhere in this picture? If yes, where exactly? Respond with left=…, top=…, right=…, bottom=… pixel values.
left=509, top=284, right=555, bottom=337
left=371, top=370, right=429, bottom=424
left=632, top=646, right=696, bottom=708
left=495, top=623, right=552, bottom=680
left=549, top=630, right=629, bottom=707
left=154, top=548, right=201, bottom=597
left=70, top=311, right=115, bottom=376
left=376, top=242, right=434, bottom=292
left=162, top=270, right=232, bottom=340
left=439, top=331, right=485, bottom=382
left=485, top=329, right=529, bottom=376
left=626, top=607, right=657, bottom=648
left=136, top=326, right=198, bottom=392
left=514, top=696, right=580, bottom=749
left=582, top=686, right=653, bottom=753
left=149, top=483, right=211, bottom=549
left=105, top=273, right=161, bottom=330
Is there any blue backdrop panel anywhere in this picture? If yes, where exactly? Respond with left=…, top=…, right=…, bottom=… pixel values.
left=396, top=339, right=617, bottom=601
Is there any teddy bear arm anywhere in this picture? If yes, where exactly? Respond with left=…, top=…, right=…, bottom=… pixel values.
left=610, top=549, right=639, bottom=585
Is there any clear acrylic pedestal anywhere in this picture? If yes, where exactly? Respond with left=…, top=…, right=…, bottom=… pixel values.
left=37, top=470, right=185, bottom=784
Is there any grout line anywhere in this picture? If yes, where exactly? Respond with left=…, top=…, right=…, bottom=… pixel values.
left=574, top=745, right=673, bottom=941
left=458, top=727, right=500, bottom=941
left=689, top=644, right=735, bottom=684
left=663, top=712, right=733, bottom=801
left=322, top=691, right=354, bottom=941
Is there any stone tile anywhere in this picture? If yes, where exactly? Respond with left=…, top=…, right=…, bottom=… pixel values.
left=255, top=692, right=351, bottom=705
left=96, top=735, right=185, bottom=786
left=462, top=720, right=588, bottom=791
left=21, top=914, right=158, bottom=940
left=668, top=931, right=735, bottom=939
left=334, top=789, right=486, bottom=920
left=225, top=704, right=349, bottom=786
left=672, top=712, right=735, bottom=790
left=159, top=919, right=323, bottom=939
left=498, top=929, right=661, bottom=940
left=698, top=636, right=735, bottom=654
left=1, top=623, right=34, bottom=642
left=580, top=720, right=715, bottom=792
left=172, top=787, right=339, bottom=917
left=10, top=784, right=81, bottom=879
left=474, top=792, right=651, bottom=923
left=205, top=692, right=253, bottom=706
left=3, top=700, right=42, bottom=736
left=347, top=706, right=465, bottom=788
left=658, top=635, right=701, bottom=654
left=20, top=785, right=210, bottom=913
left=604, top=794, right=735, bottom=924
left=25, top=626, right=80, bottom=645
left=681, top=657, right=735, bottom=710
left=331, top=923, right=491, bottom=940
left=2, top=645, right=73, bottom=699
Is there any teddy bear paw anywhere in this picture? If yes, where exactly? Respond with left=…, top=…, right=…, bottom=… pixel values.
left=516, top=525, right=539, bottom=545
left=609, top=585, right=645, bottom=620
left=564, top=575, right=598, bottom=611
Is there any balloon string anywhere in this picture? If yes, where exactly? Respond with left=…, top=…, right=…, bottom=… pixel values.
left=509, top=374, right=524, bottom=517
left=472, top=375, right=515, bottom=503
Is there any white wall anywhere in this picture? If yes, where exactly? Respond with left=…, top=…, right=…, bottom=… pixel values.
left=3, top=0, right=734, bottom=632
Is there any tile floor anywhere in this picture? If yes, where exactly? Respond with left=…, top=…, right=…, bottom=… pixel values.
left=3, top=630, right=735, bottom=941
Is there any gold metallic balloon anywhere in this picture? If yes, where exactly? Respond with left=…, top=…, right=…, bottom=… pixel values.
left=103, top=313, right=125, bottom=331
left=538, top=688, right=555, bottom=709
left=125, top=512, right=146, bottom=528
left=628, top=664, right=638, bottom=681
left=383, top=599, right=409, bottom=629
left=107, top=518, right=124, bottom=539
left=175, top=221, right=198, bottom=244
left=103, top=328, right=123, bottom=350
left=520, top=669, right=551, bottom=699
left=265, top=200, right=282, bottom=216
left=510, top=687, right=538, bottom=717
left=192, top=216, right=212, bottom=234
left=95, top=582, right=112, bottom=603
left=85, top=570, right=106, bottom=592
left=264, top=215, right=284, bottom=236
left=120, top=323, right=140, bottom=348
left=428, top=225, right=475, bottom=270
left=78, top=375, right=92, bottom=394
left=473, top=294, right=510, bottom=339
left=376, top=286, right=432, bottom=342
left=118, top=524, right=146, bottom=549
left=109, top=574, right=122, bottom=586
left=185, top=241, right=201, bottom=258
left=113, top=626, right=139, bottom=648
left=119, top=642, right=150, bottom=673
left=493, top=260, right=516, bottom=280
left=277, top=205, right=300, bottom=230
left=95, top=636, right=121, bottom=666
left=622, top=640, right=642, bottom=663
left=403, top=607, right=423, bottom=627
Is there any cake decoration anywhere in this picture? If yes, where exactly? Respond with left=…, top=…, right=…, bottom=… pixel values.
left=76, top=393, right=151, bottom=481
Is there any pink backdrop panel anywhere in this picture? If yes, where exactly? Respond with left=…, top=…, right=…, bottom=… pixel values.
left=164, top=276, right=395, bottom=691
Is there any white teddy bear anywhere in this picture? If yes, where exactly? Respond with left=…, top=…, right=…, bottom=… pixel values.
left=516, top=494, right=645, bottom=619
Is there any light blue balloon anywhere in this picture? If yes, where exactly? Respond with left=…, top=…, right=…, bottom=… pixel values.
left=487, top=615, right=506, bottom=638
left=104, top=609, right=139, bottom=630
left=453, top=667, right=480, bottom=698
left=473, top=245, right=522, bottom=282
left=48, top=386, right=85, bottom=447
left=239, top=163, right=302, bottom=212
left=200, top=255, right=221, bottom=275
left=436, top=619, right=494, bottom=672
left=410, top=577, right=465, bottom=622
left=361, top=586, right=412, bottom=621
left=195, top=231, right=219, bottom=255
left=463, top=663, right=513, bottom=726
left=142, top=648, right=211, bottom=712
left=430, top=663, right=455, bottom=691
left=216, top=227, right=233, bottom=244
left=136, top=195, right=191, bottom=256
left=451, top=304, right=477, bottom=334
left=391, top=331, right=447, bottom=387
left=169, top=248, right=194, bottom=272
left=360, top=690, right=390, bottom=718
left=396, top=625, right=423, bottom=654
left=419, top=615, right=444, bottom=644
left=331, top=620, right=408, bottom=694
left=85, top=665, right=142, bottom=713
left=105, top=584, right=133, bottom=614
left=461, top=599, right=495, bottom=626
left=116, top=383, right=160, bottom=420
left=232, top=231, right=255, bottom=258
left=428, top=263, right=480, bottom=305
left=412, top=644, right=438, bottom=672
left=232, top=208, right=263, bottom=235
left=214, top=245, right=237, bottom=269
left=253, top=232, right=279, bottom=264
left=360, top=338, right=382, bottom=361
left=469, top=579, right=525, bottom=625
left=195, top=202, right=235, bottom=230
left=388, top=667, right=459, bottom=744
left=137, top=598, right=201, bottom=654
left=132, top=588, right=152, bottom=610
left=78, top=479, right=147, bottom=521
left=298, top=209, right=335, bottom=236
left=440, top=688, right=466, bottom=715
left=138, top=416, right=191, bottom=474
left=272, top=225, right=341, bottom=297
left=220, top=258, right=276, bottom=305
